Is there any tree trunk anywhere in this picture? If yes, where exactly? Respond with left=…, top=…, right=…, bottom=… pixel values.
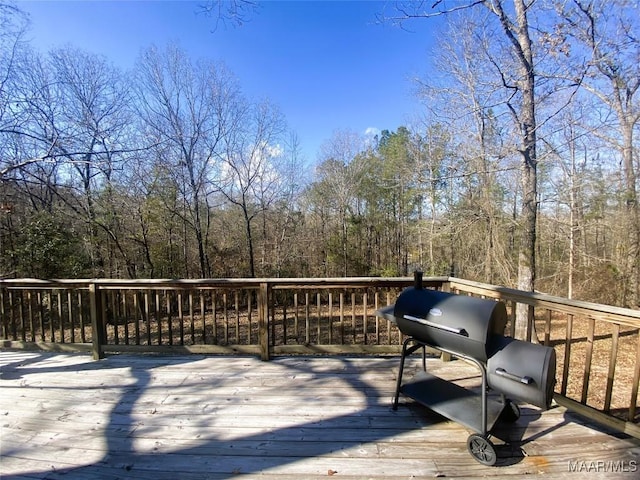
left=491, top=0, right=538, bottom=340
left=620, top=125, right=639, bottom=307
left=242, top=203, right=256, bottom=278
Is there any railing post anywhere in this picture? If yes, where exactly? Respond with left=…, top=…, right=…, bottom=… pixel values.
left=258, top=282, right=270, bottom=361
left=0, top=285, right=7, bottom=339
left=440, top=279, right=452, bottom=362
left=89, top=283, right=105, bottom=360
left=527, top=305, right=535, bottom=342
left=515, top=303, right=531, bottom=341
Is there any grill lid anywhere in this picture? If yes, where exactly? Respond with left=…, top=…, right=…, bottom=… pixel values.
left=390, top=272, right=508, bottom=361
left=487, top=337, right=557, bottom=409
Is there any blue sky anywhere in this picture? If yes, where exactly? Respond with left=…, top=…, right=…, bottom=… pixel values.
left=20, top=0, right=444, bottom=163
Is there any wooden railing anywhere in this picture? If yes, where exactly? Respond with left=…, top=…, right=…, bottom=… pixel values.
left=0, top=277, right=432, bottom=359
left=447, top=278, right=640, bottom=438
left=1, top=276, right=639, bottom=438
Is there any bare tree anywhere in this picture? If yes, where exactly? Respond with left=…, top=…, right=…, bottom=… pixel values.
left=216, top=98, right=286, bottom=277
left=197, top=0, right=259, bottom=30
left=135, top=44, right=239, bottom=277
left=0, top=3, right=34, bottom=179
left=44, top=47, right=133, bottom=276
left=0, top=3, right=28, bottom=129
left=313, top=130, right=370, bottom=276
left=556, top=0, right=640, bottom=307
left=388, top=0, right=572, bottom=339
left=416, top=11, right=515, bottom=284
left=268, top=130, right=306, bottom=276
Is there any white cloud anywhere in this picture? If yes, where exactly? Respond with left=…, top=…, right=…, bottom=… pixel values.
left=364, top=127, right=380, bottom=137
left=265, top=143, right=284, bottom=158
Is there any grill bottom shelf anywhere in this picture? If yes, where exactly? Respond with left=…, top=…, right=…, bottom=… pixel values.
left=400, top=370, right=507, bottom=434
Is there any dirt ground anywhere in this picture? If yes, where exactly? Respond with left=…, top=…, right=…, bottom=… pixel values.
left=527, top=312, right=638, bottom=423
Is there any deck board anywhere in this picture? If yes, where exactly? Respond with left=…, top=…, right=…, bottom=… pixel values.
left=1, top=351, right=639, bottom=479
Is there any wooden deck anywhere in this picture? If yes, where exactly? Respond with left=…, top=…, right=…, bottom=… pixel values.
left=1, top=351, right=638, bottom=479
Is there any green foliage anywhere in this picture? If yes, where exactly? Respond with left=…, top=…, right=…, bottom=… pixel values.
left=9, top=213, right=90, bottom=278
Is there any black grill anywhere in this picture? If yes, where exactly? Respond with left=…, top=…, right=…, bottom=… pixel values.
left=377, top=272, right=556, bottom=466
left=393, top=283, right=507, bottom=362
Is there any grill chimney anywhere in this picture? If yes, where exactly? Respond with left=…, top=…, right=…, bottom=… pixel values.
left=414, top=271, right=423, bottom=290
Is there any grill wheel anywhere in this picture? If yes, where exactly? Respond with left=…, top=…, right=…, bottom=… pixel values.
left=467, top=434, right=497, bottom=466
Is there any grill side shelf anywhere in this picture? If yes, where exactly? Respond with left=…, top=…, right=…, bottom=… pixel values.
left=376, top=305, right=397, bottom=324
left=400, top=370, right=506, bottom=434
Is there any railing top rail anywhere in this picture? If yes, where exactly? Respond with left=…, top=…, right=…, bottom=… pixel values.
left=267, top=277, right=442, bottom=289
left=449, top=277, right=640, bottom=326
left=0, top=277, right=442, bottom=290
left=0, top=278, right=93, bottom=289
left=2, top=276, right=637, bottom=326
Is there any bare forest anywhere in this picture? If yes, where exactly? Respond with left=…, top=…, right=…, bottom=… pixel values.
left=1, top=1, right=639, bottom=309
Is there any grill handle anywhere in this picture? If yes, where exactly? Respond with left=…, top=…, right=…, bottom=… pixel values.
left=494, top=367, right=534, bottom=385
left=402, top=315, right=468, bottom=337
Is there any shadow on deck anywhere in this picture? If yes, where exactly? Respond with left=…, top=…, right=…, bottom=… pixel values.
left=1, top=350, right=638, bottom=479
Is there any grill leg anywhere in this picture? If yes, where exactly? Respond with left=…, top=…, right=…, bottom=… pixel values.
left=393, top=337, right=413, bottom=410
left=461, top=355, right=490, bottom=436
